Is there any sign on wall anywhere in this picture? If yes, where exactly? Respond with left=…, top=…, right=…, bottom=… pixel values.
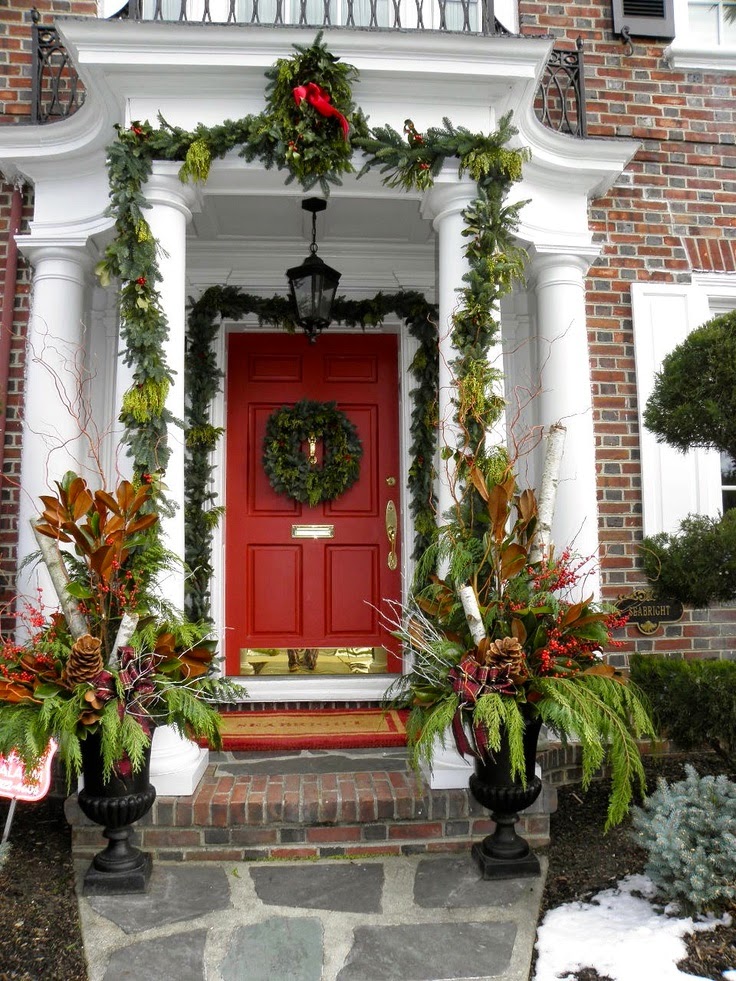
left=615, top=589, right=684, bottom=636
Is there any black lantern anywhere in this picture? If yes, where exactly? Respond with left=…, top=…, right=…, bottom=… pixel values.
left=286, top=197, right=341, bottom=343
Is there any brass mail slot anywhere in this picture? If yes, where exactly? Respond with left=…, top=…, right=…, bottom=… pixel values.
left=291, top=524, right=335, bottom=539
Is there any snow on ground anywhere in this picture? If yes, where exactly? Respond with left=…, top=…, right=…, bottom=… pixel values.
left=533, top=874, right=734, bottom=981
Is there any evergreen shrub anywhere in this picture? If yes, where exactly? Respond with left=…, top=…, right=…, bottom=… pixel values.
left=632, top=765, right=736, bottom=915
left=630, top=655, right=736, bottom=766
left=640, top=510, right=736, bottom=608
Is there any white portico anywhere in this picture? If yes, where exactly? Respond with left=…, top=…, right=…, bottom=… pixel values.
left=0, top=22, right=638, bottom=793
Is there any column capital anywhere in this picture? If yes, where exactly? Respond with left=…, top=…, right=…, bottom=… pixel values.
left=420, top=166, right=477, bottom=228
left=145, top=163, right=203, bottom=221
left=16, top=239, right=95, bottom=279
left=527, top=245, right=599, bottom=288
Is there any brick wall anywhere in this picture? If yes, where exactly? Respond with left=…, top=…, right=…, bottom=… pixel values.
left=522, top=0, right=736, bottom=663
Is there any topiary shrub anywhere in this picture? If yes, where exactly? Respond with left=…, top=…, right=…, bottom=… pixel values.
left=632, top=765, right=736, bottom=915
left=640, top=510, right=736, bottom=608
left=630, top=654, right=736, bottom=767
left=643, top=309, right=736, bottom=458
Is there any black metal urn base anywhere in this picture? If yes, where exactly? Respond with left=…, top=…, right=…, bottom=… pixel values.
left=469, top=714, right=543, bottom=880
left=77, top=734, right=156, bottom=895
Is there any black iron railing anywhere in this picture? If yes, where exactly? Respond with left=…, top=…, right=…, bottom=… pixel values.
left=119, top=0, right=507, bottom=33
left=30, top=9, right=85, bottom=124
left=30, top=12, right=586, bottom=138
left=536, top=36, right=587, bottom=139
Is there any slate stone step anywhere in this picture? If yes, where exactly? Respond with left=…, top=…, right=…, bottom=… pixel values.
left=81, top=854, right=546, bottom=981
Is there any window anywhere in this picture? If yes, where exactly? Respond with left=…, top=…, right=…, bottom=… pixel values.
left=721, top=453, right=736, bottom=513
left=686, top=0, right=736, bottom=44
left=665, top=0, right=736, bottom=70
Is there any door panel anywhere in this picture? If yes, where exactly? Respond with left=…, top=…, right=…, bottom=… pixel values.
left=225, top=332, right=401, bottom=675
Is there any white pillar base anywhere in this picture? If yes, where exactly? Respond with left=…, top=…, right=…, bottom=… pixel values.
left=419, top=733, right=474, bottom=789
left=149, top=725, right=209, bottom=796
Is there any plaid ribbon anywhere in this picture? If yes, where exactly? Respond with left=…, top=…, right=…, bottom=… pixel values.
left=448, top=656, right=516, bottom=758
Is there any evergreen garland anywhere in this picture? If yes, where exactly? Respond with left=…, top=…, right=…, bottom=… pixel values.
left=263, top=400, right=363, bottom=506
left=184, top=286, right=438, bottom=622
left=92, top=34, right=528, bottom=623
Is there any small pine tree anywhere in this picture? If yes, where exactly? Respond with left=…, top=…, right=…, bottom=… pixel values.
left=632, top=765, right=736, bottom=915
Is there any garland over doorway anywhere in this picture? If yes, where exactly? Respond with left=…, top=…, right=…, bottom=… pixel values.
left=94, top=32, right=529, bottom=620
left=184, top=286, right=438, bottom=622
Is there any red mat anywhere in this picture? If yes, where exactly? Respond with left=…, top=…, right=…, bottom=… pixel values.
left=211, top=708, right=408, bottom=751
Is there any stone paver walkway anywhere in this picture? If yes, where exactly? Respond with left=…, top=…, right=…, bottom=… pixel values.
left=77, top=853, right=546, bottom=981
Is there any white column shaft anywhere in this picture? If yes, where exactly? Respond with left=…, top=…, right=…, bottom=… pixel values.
left=140, top=174, right=197, bottom=611
left=533, top=255, right=600, bottom=593
left=423, top=175, right=477, bottom=523
left=16, top=245, right=89, bottom=604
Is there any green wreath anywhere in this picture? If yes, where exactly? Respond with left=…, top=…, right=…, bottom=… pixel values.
left=263, top=400, right=363, bottom=507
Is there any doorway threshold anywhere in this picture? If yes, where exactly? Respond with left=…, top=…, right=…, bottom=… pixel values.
left=225, top=674, right=395, bottom=703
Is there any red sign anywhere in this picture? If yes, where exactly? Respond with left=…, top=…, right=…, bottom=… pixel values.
left=0, top=740, right=57, bottom=802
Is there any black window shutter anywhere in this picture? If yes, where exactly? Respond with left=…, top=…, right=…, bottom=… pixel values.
left=612, top=0, right=676, bottom=37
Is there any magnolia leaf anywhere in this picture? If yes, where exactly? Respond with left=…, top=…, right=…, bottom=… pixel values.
left=468, top=463, right=489, bottom=502
left=511, top=617, right=527, bottom=645
left=95, top=490, right=122, bottom=516
left=34, top=522, right=72, bottom=543
left=487, top=482, right=510, bottom=541
left=95, top=260, right=111, bottom=288
left=500, top=543, right=528, bottom=580
left=65, top=581, right=94, bottom=599
left=128, top=513, right=158, bottom=535
left=560, top=601, right=584, bottom=628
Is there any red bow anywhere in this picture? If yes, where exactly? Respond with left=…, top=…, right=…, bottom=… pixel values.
left=292, top=82, right=350, bottom=140
left=447, top=656, right=517, bottom=759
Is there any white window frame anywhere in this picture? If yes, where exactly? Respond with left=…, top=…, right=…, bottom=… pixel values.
left=633, top=275, right=736, bottom=537
left=665, top=0, right=736, bottom=71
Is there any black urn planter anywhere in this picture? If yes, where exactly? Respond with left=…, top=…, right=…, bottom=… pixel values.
left=77, top=732, right=156, bottom=895
left=468, top=712, right=543, bottom=879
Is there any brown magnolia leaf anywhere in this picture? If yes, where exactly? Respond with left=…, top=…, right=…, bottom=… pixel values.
left=560, top=602, right=584, bottom=628
left=104, top=515, right=126, bottom=537
left=39, top=495, right=65, bottom=515
left=511, top=617, right=527, bottom=645
left=95, top=490, right=122, bottom=516
left=64, top=523, right=94, bottom=555
left=468, top=464, right=489, bottom=502
left=128, top=513, right=158, bottom=535
left=89, top=543, right=113, bottom=577
left=34, top=522, right=73, bottom=543
left=128, top=484, right=152, bottom=516
left=155, top=633, right=177, bottom=656
left=117, top=480, right=136, bottom=512
left=500, top=543, right=528, bottom=581
left=517, top=488, right=537, bottom=523
left=582, top=663, right=625, bottom=681
left=488, top=483, right=511, bottom=541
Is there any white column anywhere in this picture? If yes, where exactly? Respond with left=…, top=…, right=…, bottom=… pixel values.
left=140, top=168, right=200, bottom=611
left=421, top=170, right=477, bottom=523
left=531, top=250, right=601, bottom=594
left=16, top=243, right=91, bottom=607
left=141, top=168, right=207, bottom=796
left=420, top=171, right=478, bottom=790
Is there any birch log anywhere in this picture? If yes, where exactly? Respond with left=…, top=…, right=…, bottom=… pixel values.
left=529, top=422, right=566, bottom=564
left=31, top=520, right=88, bottom=640
left=458, top=584, right=487, bottom=645
left=109, top=612, right=139, bottom=671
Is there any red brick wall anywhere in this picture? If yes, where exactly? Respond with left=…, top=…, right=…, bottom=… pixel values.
left=523, top=0, right=736, bottom=662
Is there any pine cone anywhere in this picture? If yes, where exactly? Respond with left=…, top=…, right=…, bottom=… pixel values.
left=62, top=634, right=104, bottom=688
left=483, top=636, right=528, bottom=681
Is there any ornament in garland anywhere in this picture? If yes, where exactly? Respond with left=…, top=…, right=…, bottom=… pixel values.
left=262, top=400, right=363, bottom=507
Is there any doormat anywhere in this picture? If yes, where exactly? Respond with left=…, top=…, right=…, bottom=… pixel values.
left=210, top=708, right=409, bottom=751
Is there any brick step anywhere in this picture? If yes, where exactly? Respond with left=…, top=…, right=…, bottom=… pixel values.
left=65, top=748, right=557, bottom=862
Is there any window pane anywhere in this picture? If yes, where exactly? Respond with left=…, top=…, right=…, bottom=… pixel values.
left=688, top=1, right=719, bottom=40
left=723, top=489, right=736, bottom=512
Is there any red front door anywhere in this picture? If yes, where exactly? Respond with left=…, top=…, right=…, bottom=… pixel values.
left=225, top=332, right=402, bottom=675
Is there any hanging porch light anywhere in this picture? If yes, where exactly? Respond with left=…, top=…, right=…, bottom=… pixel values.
left=286, top=197, right=341, bottom=343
